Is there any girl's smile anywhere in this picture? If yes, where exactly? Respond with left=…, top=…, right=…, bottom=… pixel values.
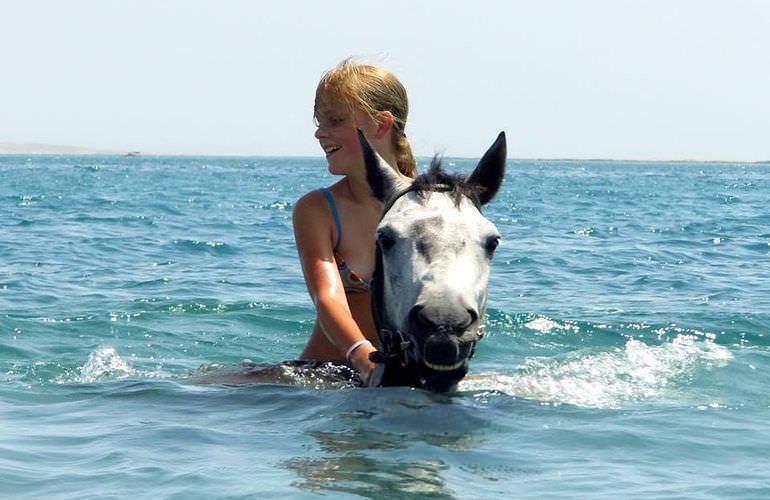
left=314, top=107, right=376, bottom=175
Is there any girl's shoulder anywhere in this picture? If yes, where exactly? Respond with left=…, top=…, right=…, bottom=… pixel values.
left=295, top=187, right=324, bottom=207
left=295, top=182, right=335, bottom=208
left=293, top=186, right=340, bottom=255
left=295, top=180, right=348, bottom=212
left=293, top=189, right=325, bottom=222
left=293, top=184, right=341, bottom=230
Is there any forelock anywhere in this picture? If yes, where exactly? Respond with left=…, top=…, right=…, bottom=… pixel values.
left=411, top=157, right=483, bottom=208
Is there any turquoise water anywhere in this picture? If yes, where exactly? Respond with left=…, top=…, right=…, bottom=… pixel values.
left=2, top=155, right=769, bottom=498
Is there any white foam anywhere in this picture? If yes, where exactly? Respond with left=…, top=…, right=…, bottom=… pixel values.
left=523, top=317, right=579, bottom=334
left=460, top=335, right=732, bottom=408
left=56, top=347, right=142, bottom=384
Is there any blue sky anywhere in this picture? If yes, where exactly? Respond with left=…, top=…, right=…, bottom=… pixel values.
left=1, top=0, right=768, bottom=160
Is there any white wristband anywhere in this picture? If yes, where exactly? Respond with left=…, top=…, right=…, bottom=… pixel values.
left=345, top=339, right=372, bottom=362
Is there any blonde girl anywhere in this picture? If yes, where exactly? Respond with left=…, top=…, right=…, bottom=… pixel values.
left=292, top=59, right=416, bottom=384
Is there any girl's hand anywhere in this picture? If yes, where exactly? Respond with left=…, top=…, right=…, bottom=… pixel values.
left=348, top=341, right=377, bottom=386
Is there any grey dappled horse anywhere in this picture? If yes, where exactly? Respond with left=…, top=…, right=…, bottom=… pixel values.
left=362, top=130, right=506, bottom=392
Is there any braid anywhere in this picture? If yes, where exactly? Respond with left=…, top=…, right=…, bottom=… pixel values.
left=393, top=134, right=416, bottom=178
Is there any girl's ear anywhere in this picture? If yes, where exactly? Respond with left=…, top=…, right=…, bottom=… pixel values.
left=374, top=111, right=394, bottom=139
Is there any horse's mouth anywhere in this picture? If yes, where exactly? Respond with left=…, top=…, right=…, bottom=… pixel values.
left=416, top=333, right=474, bottom=383
left=418, top=330, right=474, bottom=365
left=418, top=354, right=470, bottom=393
left=423, top=359, right=466, bottom=371
left=393, top=333, right=475, bottom=392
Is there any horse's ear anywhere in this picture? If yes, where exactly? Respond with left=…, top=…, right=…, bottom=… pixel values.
left=358, top=129, right=408, bottom=203
left=467, top=131, right=506, bottom=205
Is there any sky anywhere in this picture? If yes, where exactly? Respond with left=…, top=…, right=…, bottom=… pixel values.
left=1, top=0, right=768, bottom=160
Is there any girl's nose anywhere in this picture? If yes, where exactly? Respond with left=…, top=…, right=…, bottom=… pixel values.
left=314, top=126, right=328, bottom=139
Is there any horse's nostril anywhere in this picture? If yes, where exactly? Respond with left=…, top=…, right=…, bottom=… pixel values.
left=410, top=304, right=433, bottom=328
left=410, top=303, right=477, bottom=333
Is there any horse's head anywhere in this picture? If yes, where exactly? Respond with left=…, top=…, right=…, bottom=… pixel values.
left=360, top=130, right=506, bottom=392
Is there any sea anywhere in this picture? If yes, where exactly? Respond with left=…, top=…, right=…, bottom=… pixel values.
left=1, top=154, right=769, bottom=499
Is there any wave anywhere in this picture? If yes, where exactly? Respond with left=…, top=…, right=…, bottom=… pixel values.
left=170, top=239, right=238, bottom=255
left=484, top=309, right=770, bottom=348
left=48, top=334, right=734, bottom=411
left=54, top=346, right=166, bottom=384
left=461, top=334, right=732, bottom=409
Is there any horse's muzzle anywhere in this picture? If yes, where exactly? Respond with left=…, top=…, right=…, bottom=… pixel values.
left=407, top=302, right=479, bottom=389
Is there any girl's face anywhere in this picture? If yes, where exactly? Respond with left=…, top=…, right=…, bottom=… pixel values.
left=314, top=103, right=377, bottom=176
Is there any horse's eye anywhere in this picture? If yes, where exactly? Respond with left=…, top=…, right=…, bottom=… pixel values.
left=377, top=229, right=396, bottom=250
left=485, top=235, right=501, bottom=255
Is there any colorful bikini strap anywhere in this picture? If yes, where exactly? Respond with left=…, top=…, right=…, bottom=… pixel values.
left=320, top=187, right=342, bottom=251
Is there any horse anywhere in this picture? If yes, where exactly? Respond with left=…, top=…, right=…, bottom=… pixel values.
left=361, top=130, right=506, bottom=392
left=192, top=131, right=505, bottom=393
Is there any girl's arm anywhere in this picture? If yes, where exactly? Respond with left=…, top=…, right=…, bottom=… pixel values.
left=292, top=191, right=376, bottom=382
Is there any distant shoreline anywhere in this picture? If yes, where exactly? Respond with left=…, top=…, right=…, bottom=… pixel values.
left=0, top=141, right=767, bottom=164
left=0, top=142, right=134, bottom=156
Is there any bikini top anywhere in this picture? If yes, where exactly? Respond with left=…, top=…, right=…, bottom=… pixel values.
left=320, top=188, right=371, bottom=294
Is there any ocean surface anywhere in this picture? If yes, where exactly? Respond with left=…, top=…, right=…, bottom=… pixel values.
left=2, top=154, right=769, bottom=499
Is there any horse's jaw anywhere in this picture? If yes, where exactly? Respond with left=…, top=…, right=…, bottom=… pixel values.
left=411, top=329, right=478, bottom=393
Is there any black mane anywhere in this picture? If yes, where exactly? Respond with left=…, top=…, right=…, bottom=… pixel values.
left=411, top=157, right=483, bottom=208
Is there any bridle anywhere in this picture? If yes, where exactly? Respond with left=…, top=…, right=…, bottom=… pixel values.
left=368, top=183, right=485, bottom=381
left=369, top=184, right=419, bottom=369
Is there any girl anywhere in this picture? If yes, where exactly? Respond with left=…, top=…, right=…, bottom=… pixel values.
left=292, top=59, right=416, bottom=385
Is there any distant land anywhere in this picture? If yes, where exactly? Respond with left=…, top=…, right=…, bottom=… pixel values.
left=0, top=141, right=767, bottom=163
left=0, top=141, right=137, bottom=156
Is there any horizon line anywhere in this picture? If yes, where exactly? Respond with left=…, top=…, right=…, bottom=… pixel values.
left=0, top=141, right=767, bottom=164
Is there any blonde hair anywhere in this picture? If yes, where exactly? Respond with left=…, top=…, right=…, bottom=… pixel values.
left=315, top=58, right=417, bottom=178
